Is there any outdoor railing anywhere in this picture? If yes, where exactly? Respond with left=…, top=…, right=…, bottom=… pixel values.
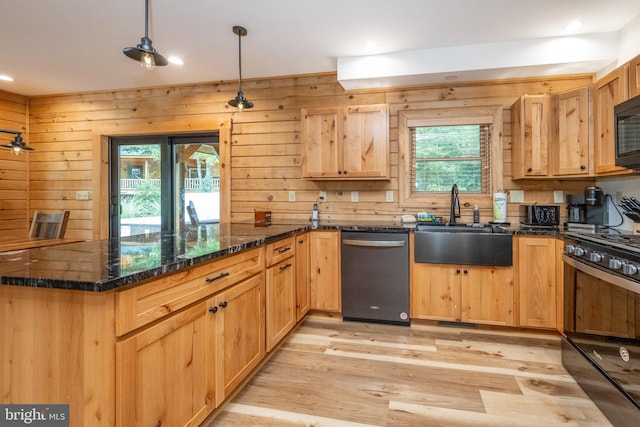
left=120, top=178, right=219, bottom=191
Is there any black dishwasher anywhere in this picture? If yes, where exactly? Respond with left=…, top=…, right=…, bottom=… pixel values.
left=341, top=231, right=410, bottom=325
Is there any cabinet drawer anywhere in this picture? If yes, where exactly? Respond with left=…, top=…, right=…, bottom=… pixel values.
left=116, top=247, right=264, bottom=336
left=265, top=237, right=295, bottom=267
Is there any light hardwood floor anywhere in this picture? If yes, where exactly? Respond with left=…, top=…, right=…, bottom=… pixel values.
left=206, top=316, right=612, bottom=426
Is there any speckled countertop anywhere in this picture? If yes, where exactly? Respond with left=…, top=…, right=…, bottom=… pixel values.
left=0, top=221, right=560, bottom=292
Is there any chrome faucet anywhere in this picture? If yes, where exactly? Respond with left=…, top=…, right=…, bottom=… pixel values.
left=450, top=184, right=460, bottom=224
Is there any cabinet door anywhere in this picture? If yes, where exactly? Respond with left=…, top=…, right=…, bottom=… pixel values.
left=411, top=263, right=459, bottom=321
left=512, top=95, right=549, bottom=178
left=517, top=237, right=557, bottom=328
left=343, top=104, right=389, bottom=179
left=116, top=302, right=214, bottom=427
left=595, top=66, right=629, bottom=175
left=295, top=232, right=310, bottom=321
left=212, top=274, right=265, bottom=404
left=551, top=86, right=593, bottom=176
left=309, top=230, right=341, bottom=311
left=461, top=267, right=514, bottom=326
left=301, top=107, right=343, bottom=178
left=265, top=257, right=296, bottom=351
left=630, top=54, right=640, bottom=98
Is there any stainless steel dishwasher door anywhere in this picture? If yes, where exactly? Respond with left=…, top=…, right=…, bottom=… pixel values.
left=340, top=231, right=410, bottom=325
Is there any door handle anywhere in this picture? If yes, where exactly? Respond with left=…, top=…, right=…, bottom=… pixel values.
left=342, top=239, right=406, bottom=248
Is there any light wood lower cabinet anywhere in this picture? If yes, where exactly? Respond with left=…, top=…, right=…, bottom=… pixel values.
left=295, top=232, right=310, bottom=321
left=411, top=263, right=514, bottom=326
left=516, top=236, right=558, bottom=328
left=309, top=230, right=341, bottom=312
left=265, top=237, right=296, bottom=352
left=116, top=301, right=214, bottom=427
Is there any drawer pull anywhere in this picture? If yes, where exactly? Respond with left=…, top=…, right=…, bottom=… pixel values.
left=208, top=306, right=218, bottom=313
left=206, top=272, right=230, bottom=283
left=279, top=263, right=293, bottom=271
left=218, top=301, right=228, bottom=308
left=278, top=247, right=291, bottom=254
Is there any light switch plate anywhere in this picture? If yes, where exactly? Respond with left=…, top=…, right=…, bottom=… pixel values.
left=553, top=190, right=564, bottom=204
left=509, top=190, right=524, bottom=203
left=288, top=191, right=296, bottom=202
left=386, top=191, right=393, bottom=202
left=76, top=191, right=90, bottom=200
left=351, top=191, right=359, bottom=202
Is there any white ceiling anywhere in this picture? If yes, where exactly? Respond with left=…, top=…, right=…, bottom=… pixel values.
left=1, top=0, right=640, bottom=96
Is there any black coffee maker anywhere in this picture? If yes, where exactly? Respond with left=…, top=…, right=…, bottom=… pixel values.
left=566, top=186, right=608, bottom=230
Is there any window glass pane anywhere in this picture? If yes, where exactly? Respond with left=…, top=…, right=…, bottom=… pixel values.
left=416, top=160, right=481, bottom=192
left=416, top=125, right=480, bottom=159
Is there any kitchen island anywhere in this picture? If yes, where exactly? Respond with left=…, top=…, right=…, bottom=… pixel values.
left=0, top=222, right=308, bottom=427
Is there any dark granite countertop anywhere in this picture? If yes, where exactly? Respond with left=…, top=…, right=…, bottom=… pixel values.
left=0, top=223, right=307, bottom=292
left=0, top=220, right=562, bottom=293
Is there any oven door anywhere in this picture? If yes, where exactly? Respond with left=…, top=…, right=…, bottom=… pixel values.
left=563, top=254, right=640, bottom=408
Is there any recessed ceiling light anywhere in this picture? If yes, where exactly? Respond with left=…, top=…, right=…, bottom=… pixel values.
left=565, top=20, right=583, bottom=33
left=168, top=56, right=184, bottom=65
left=365, top=42, right=378, bottom=52
left=0, top=75, right=14, bottom=82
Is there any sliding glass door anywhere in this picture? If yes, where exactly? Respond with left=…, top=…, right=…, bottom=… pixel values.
left=109, top=134, right=220, bottom=239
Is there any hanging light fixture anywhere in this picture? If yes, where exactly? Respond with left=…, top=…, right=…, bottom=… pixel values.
left=228, top=26, right=253, bottom=109
left=0, top=129, right=34, bottom=155
left=123, top=0, right=168, bottom=70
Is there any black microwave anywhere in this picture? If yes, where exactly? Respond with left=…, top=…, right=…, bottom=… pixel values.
left=614, top=94, right=640, bottom=169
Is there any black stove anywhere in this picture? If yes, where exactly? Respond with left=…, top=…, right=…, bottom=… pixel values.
left=562, top=231, right=640, bottom=426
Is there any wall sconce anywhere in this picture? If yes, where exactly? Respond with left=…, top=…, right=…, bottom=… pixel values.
left=0, top=128, right=34, bottom=155
left=123, top=0, right=168, bottom=70
left=228, top=26, right=253, bottom=109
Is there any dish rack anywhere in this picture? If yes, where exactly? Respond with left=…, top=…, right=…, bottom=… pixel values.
left=618, top=196, right=640, bottom=234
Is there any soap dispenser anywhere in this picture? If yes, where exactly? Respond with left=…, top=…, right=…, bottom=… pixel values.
left=473, top=205, right=480, bottom=224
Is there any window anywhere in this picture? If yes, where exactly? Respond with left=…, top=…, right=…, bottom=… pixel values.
left=398, top=106, right=504, bottom=207
left=412, top=124, right=490, bottom=193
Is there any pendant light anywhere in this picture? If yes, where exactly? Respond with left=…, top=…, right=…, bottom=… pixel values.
left=123, top=0, right=168, bottom=70
left=228, top=26, right=253, bottom=109
left=0, top=129, right=34, bottom=155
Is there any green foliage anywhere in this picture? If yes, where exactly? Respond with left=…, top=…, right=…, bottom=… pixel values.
left=121, top=180, right=161, bottom=218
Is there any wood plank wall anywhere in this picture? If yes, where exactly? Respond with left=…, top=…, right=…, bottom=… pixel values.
left=0, top=90, right=29, bottom=239
left=19, top=72, right=597, bottom=240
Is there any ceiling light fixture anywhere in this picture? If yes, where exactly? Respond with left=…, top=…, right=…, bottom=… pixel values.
left=123, top=0, right=168, bottom=70
left=0, top=129, right=34, bottom=155
left=565, top=20, right=584, bottom=33
left=0, top=75, right=14, bottom=82
left=228, top=26, right=253, bottom=110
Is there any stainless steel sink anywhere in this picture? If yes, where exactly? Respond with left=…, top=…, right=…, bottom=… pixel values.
left=414, top=225, right=513, bottom=266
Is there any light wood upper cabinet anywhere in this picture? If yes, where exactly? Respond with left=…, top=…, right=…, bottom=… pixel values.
left=295, top=232, right=311, bottom=321
left=630, top=54, right=640, bottom=98
left=301, top=104, right=389, bottom=180
left=594, top=66, right=630, bottom=175
left=516, top=236, right=557, bottom=329
left=411, top=263, right=514, bottom=326
left=511, top=94, right=550, bottom=179
left=550, top=86, right=593, bottom=176
left=309, top=230, right=341, bottom=311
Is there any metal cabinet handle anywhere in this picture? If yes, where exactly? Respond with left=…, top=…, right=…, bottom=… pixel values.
left=278, top=247, right=291, bottom=254
left=527, top=167, right=533, bottom=172
left=463, top=269, right=468, bottom=275
left=208, top=306, right=218, bottom=313
left=580, top=165, right=586, bottom=170
left=342, top=239, right=406, bottom=248
left=456, top=269, right=461, bottom=274
left=206, top=272, right=230, bottom=283
left=279, top=263, right=292, bottom=271
left=218, top=301, right=228, bottom=308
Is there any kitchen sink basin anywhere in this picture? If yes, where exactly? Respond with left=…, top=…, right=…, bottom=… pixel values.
left=414, top=226, right=513, bottom=266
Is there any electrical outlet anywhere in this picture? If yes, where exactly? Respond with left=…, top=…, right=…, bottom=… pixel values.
left=553, top=190, right=564, bottom=204
left=509, top=190, right=524, bottom=203
left=386, top=191, right=393, bottom=202
left=319, top=191, right=327, bottom=202
left=288, top=191, right=296, bottom=202
left=351, top=191, right=359, bottom=202
left=76, top=191, right=90, bottom=200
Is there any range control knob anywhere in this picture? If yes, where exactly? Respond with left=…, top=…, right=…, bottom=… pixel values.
left=609, top=259, right=623, bottom=270
left=574, top=246, right=586, bottom=257
left=565, top=244, right=576, bottom=254
left=589, top=252, right=604, bottom=262
left=622, top=263, right=639, bottom=276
